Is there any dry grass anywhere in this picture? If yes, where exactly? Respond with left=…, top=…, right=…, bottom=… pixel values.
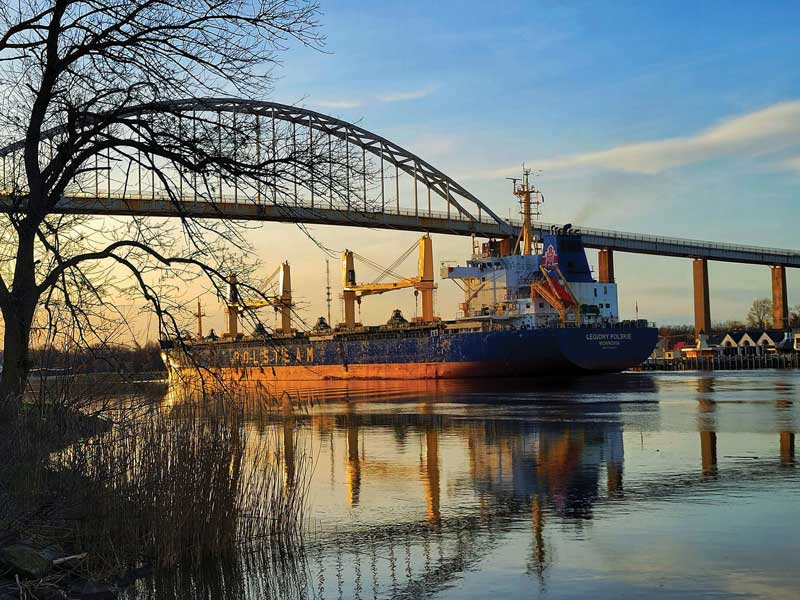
left=0, top=382, right=310, bottom=589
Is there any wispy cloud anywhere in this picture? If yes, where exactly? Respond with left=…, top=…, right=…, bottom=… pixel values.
left=310, top=99, right=361, bottom=110
left=377, top=85, right=437, bottom=103
left=492, top=100, right=800, bottom=177
left=406, top=134, right=459, bottom=160
left=306, top=86, right=437, bottom=111
left=776, top=155, right=800, bottom=173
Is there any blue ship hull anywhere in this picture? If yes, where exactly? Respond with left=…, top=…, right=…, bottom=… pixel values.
left=165, top=325, right=659, bottom=381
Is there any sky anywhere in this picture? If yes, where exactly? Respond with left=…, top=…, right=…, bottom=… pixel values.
left=170, top=1, right=800, bottom=336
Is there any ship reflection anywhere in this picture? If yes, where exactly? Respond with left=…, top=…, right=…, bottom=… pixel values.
left=296, top=391, right=634, bottom=595
left=154, top=373, right=797, bottom=600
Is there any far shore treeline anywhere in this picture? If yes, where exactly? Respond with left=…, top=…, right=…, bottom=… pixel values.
left=0, top=342, right=164, bottom=375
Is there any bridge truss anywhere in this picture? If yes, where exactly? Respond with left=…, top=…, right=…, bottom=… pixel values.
left=0, top=97, right=512, bottom=235
left=0, top=97, right=798, bottom=267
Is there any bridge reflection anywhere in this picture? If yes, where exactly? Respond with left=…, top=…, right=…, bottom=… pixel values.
left=291, top=378, right=795, bottom=599
left=157, top=375, right=797, bottom=599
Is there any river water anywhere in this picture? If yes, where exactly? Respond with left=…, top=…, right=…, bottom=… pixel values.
left=153, top=371, right=800, bottom=599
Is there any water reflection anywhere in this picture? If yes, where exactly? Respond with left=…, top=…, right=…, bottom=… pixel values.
left=136, top=372, right=800, bottom=599
left=780, top=431, right=795, bottom=466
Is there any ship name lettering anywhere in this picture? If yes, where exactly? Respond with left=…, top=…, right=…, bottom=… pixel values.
left=586, top=333, right=632, bottom=341
left=261, top=349, right=269, bottom=364
left=306, top=346, right=314, bottom=362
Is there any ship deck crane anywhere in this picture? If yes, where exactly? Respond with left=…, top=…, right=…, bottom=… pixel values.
left=341, top=234, right=436, bottom=327
left=531, top=265, right=581, bottom=325
left=225, top=261, right=293, bottom=338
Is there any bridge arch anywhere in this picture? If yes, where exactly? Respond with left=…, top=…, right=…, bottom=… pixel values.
left=0, top=97, right=512, bottom=234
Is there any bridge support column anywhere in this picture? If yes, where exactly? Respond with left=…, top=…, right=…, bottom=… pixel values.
left=693, top=259, right=711, bottom=337
left=772, top=266, right=788, bottom=329
left=598, top=249, right=615, bottom=283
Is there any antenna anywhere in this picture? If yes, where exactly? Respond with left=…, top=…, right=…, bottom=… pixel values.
left=325, top=259, right=332, bottom=323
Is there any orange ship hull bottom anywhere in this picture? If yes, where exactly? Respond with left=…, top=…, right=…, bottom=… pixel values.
left=171, top=361, right=495, bottom=383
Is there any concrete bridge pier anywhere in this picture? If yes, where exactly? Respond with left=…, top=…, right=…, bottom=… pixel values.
left=693, top=259, right=711, bottom=336
left=772, top=266, right=789, bottom=329
left=598, top=249, right=615, bottom=283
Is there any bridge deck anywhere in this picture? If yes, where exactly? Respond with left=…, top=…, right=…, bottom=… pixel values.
left=4, top=194, right=799, bottom=267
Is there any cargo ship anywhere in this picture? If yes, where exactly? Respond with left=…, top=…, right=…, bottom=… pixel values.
left=161, top=171, right=658, bottom=382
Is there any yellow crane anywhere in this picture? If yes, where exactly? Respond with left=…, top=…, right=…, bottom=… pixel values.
left=341, top=234, right=436, bottom=327
left=225, top=262, right=293, bottom=338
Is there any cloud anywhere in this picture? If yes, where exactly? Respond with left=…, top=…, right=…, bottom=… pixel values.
left=494, top=100, right=800, bottom=177
left=406, top=134, right=459, bottom=160
left=310, top=99, right=361, bottom=110
left=307, top=86, right=437, bottom=111
left=377, top=85, right=437, bottom=103
left=776, top=155, right=800, bottom=173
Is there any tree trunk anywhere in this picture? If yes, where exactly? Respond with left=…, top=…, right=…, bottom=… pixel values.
left=0, top=308, right=34, bottom=420
left=0, top=228, right=39, bottom=422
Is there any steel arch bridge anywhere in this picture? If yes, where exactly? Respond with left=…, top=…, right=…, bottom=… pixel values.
left=0, top=97, right=512, bottom=233
left=1, top=97, right=799, bottom=268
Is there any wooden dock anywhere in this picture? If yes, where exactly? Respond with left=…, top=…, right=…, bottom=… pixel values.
left=637, top=353, right=799, bottom=371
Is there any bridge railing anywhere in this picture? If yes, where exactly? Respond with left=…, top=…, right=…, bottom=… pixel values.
left=54, top=191, right=507, bottom=226
left=511, top=218, right=800, bottom=258
left=5, top=190, right=799, bottom=262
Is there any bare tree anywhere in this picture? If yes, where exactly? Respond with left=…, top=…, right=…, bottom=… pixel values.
left=790, top=305, right=800, bottom=329
left=0, top=0, right=364, bottom=419
left=745, top=298, right=772, bottom=330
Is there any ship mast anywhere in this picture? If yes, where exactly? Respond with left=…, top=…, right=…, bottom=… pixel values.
left=510, top=167, right=544, bottom=255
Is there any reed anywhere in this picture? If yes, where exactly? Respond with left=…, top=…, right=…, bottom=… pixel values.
left=1, top=383, right=310, bottom=586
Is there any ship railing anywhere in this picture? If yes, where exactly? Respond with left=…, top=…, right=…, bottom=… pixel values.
left=555, top=319, right=656, bottom=329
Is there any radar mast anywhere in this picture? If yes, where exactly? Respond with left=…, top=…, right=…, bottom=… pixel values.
left=508, top=167, right=544, bottom=255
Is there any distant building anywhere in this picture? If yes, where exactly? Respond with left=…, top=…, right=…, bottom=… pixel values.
left=682, top=334, right=719, bottom=359
left=656, top=328, right=798, bottom=361
left=714, top=329, right=796, bottom=355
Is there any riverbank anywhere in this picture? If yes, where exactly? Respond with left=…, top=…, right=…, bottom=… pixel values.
left=0, top=386, right=305, bottom=600
left=637, top=353, right=799, bottom=371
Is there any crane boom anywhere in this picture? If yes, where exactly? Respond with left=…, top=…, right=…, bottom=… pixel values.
left=340, top=234, right=436, bottom=327
left=225, top=261, right=293, bottom=337
left=346, top=277, right=419, bottom=296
